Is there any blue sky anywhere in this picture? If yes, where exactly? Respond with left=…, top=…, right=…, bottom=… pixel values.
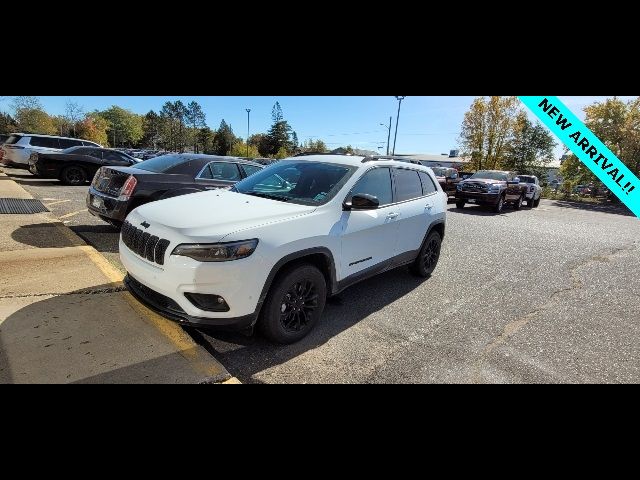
left=1, top=96, right=634, bottom=157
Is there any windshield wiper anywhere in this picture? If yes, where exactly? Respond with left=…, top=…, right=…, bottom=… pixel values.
left=244, top=191, right=290, bottom=202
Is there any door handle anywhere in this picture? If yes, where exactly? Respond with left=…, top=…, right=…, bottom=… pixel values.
left=387, top=212, right=399, bottom=219
left=425, top=204, right=433, bottom=210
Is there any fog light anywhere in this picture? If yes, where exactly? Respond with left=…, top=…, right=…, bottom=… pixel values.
left=184, top=293, right=230, bottom=312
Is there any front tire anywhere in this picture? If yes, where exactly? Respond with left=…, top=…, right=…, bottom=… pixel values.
left=411, top=230, right=442, bottom=278
left=456, top=200, right=465, bottom=209
left=60, top=166, right=87, bottom=186
left=259, top=264, right=327, bottom=344
left=514, top=195, right=524, bottom=210
left=533, top=198, right=540, bottom=208
left=494, top=195, right=505, bottom=213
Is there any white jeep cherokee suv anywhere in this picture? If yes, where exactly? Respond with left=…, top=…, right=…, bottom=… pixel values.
left=120, top=154, right=447, bottom=343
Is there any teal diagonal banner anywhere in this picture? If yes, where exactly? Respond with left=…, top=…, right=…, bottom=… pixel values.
left=519, top=96, right=639, bottom=218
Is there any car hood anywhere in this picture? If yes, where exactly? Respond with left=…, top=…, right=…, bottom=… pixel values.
left=130, top=190, right=316, bottom=242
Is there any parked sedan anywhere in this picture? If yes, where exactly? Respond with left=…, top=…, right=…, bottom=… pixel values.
left=87, top=154, right=264, bottom=228
left=29, top=146, right=140, bottom=185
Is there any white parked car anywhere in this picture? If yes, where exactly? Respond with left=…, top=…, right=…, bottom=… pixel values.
left=0, top=133, right=101, bottom=169
left=120, top=154, right=447, bottom=343
left=518, top=175, right=542, bottom=208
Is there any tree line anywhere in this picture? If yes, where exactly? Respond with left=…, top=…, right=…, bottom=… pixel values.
left=0, top=97, right=331, bottom=159
left=458, top=96, right=640, bottom=195
left=459, top=96, right=557, bottom=179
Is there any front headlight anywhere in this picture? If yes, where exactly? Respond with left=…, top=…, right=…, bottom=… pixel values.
left=172, top=239, right=259, bottom=262
left=488, top=185, right=501, bottom=192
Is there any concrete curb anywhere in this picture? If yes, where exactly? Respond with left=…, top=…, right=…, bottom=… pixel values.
left=0, top=170, right=238, bottom=384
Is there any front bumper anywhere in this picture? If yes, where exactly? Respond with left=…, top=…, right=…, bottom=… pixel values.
left=124, top=274, right=256, bottom=329
left=87, top=187, right=130, bottom=222
left=455, top=191, right=501, bottom=205
left=120, top=231, right=269, bottom=325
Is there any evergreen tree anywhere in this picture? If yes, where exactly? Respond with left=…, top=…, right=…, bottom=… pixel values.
left=211, top=120, right=236, bottom=156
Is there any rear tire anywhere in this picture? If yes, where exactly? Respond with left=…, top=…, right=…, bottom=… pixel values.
left=60, top=166, right=87, bottom=186
left=410, top=231, right=442, bottom=278
left=494, top=195, right=505, bottom=213
left=259, top=264, right=327, bottom=344
left=456, top=200, right=465, bottom=209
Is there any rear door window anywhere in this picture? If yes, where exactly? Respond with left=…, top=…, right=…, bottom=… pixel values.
left=29, top=137, right=60, bottom=149
left=394, top=168, right=423, bottom=202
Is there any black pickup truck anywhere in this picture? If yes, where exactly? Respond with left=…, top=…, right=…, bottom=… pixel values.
left=455, top=170, right=529, bottom=213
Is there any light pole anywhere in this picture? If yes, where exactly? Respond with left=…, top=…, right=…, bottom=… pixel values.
left=392, top=96, right=406, bottom=156
left=380, top=116, right=392, bottom=155
left=246, top=109, right=251, bottom=157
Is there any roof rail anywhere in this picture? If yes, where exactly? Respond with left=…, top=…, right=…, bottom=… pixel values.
left=293, top=152, right=356, bottom=157
left=361, top=155, right=422, bottom=164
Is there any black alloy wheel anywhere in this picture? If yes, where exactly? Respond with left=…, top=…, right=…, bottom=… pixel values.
left=279, top=280, right=319, bottom=333
left=260, top=264, right=327, bottom=344
left=411, top=230, right=442, bottom=278
left=61, top=166, right=87, bottom=185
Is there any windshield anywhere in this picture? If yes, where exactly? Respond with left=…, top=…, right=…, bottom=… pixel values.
left=431, top=167, right=447, bottom=176
left=233, top=160, right=357, bottom=206
left=471, top=171, right=508, bottom=181
left=133, top=154, right=186, bottom=173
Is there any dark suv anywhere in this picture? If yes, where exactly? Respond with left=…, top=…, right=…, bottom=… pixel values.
left=455, top=170, right=529, bottom=213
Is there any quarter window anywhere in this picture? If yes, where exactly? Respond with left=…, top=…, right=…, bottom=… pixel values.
left=349, top=168, right=393, bottom=206
left=394, top=169, right=423, bottom=202
left=419, top=172, right=437, bottom=195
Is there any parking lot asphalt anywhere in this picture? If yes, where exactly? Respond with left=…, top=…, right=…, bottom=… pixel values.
left=6, top=167, right=640, bottom=383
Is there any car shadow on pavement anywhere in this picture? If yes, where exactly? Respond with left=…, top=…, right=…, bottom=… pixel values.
left=448, top=205, right=522, bottom=216
left=548, top=199, right=634, bottom=217
left=0, top=283, right=208, bottom=384
left=11, top=223, right=80, bottom=248
left=71, top=224, right=121, bottom=254
left=188, top=266, right=428, bottom=383
left=3, top=170, right=63, bottom=187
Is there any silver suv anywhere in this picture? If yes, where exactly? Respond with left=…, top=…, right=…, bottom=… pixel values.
left=0, top=133, right=102, bottom=169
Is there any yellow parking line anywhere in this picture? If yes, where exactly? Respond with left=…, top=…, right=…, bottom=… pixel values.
left=59, top=209, right=87, bottom=219
left=78, top=245, right=230, bottom=380
left=45, top=199, right=72, bottom=207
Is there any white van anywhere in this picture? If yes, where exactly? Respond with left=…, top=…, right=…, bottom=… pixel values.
left=0, top=133, right=102, bottom=169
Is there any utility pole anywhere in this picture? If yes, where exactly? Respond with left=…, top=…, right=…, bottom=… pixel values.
left=392, top=96, right=406, bottom=156
left=380, top=116, right=392, bottom=155
left=246, top=109, right=251, bottom=157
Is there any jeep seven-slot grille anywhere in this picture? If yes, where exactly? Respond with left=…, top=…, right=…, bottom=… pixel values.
left=121, top=221, right=171, bottom=265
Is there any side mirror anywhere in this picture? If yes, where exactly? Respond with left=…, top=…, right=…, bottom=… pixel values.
left=344, top=193, right=380, bottom=211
